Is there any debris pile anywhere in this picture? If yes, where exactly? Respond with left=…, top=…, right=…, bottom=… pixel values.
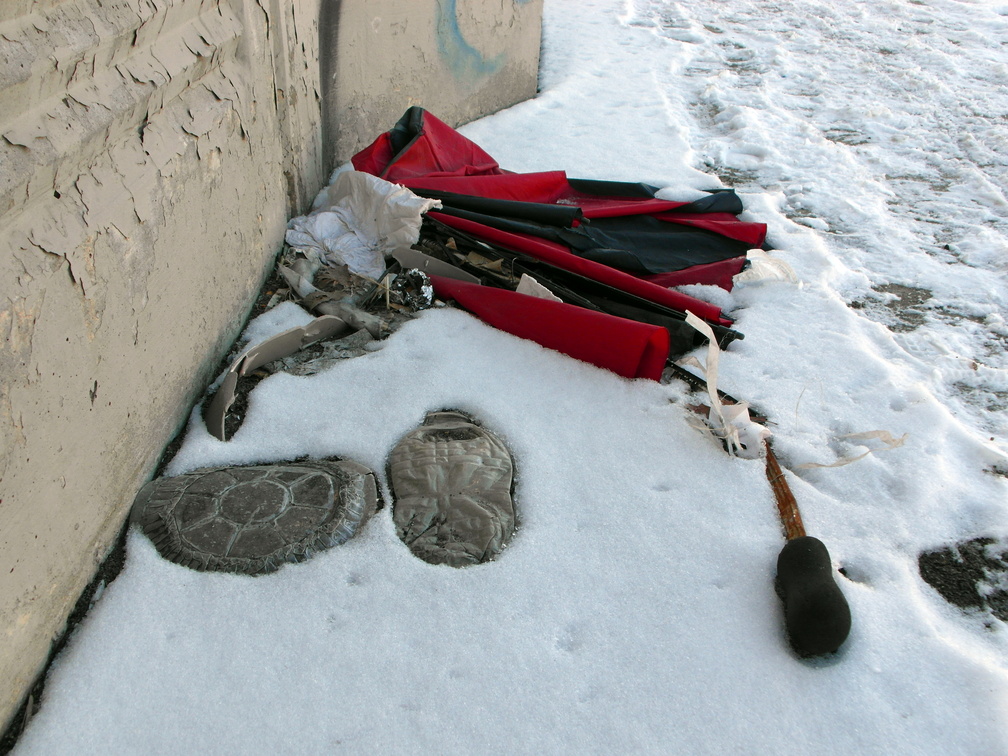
left=132, top=107, right=991, bottom=660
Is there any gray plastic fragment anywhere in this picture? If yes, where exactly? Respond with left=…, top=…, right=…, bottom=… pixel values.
left=131, top=459, right=379, bottom=575
left=391, top=247, right=480, bottom=283
left=205, top=315, right=350, bottom=441
left=388, top=411, right=516, bottom=567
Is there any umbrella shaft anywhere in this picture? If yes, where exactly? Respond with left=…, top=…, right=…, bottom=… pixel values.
left=766, top=444, right=806, bottom=541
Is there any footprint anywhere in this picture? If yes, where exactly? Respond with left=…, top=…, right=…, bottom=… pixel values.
left=838, top=562, right=872, bottom=587
left=555, top=622, right=586, bottom=653
left=345, top=571, right=365, bottom=586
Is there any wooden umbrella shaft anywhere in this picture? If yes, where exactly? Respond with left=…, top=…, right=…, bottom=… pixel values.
left=765, top=443, right=806, bottom=541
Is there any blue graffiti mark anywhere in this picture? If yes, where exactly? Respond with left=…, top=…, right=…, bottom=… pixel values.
left=435, top=0, right=505, bottom=81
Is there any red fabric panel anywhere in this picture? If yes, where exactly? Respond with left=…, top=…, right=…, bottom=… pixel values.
left=641, top=257, right=747, bottom=290
left=352, top=111, right=767, bottom=251
left=403, top=171, right=572, bottom=203
left=652, top=212, right=767, bottom=247
left=428, top=212, right=733, bottom=327
left=352, top=111, right=501, bottom=181
left=430, top=276, right=670, bottom=381
left=351, top=133, right=396, bottom=177
left=575, top=197, right=691, bottom=217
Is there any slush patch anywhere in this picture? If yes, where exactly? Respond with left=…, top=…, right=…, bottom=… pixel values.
left=850, top=283, right=933, bottom=333
left=919, top=537, right=1008, bottom=622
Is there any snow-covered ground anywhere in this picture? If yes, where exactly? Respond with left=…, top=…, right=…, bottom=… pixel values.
left=13, top=0, right=1008, bottom=753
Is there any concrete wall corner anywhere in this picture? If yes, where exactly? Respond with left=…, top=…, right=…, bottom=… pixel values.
left=0, top=0, right=541, bottom=737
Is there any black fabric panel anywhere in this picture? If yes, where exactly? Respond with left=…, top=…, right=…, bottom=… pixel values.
left=566, top=181, right=744, bottom=216
left=553, top=237, right=652, bottom=274
left=432, top=206, right=567, bottom=239
left=435, top=208, right=751, bottom=275
left=567, top=215, right=753, bottom=274
left=668, top=189, right=744, bottom=215
left=567, top=178, right=659, bottom=199
left=414, top=190, right=583, bottom=228
left=388, top=106, right=425, bottom=156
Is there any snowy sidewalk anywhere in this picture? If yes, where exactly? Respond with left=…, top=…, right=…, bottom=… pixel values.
left=11, top=1, right=1008, bottom=754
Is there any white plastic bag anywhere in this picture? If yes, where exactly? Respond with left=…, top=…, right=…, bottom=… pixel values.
left=285, top=171, right=441, bottom=280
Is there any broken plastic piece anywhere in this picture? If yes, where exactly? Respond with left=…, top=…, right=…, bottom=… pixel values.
left=683, top=312, right=769, bottom=458
left=388, top=410, right=516, bottom=567
left=391, top=247, right=480, bottom=283
left=204, top=315, right=349, bottom=441
left=516, top=273, right=562, bottom=302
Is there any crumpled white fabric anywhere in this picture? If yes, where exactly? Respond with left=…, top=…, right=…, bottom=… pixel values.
left=285, top=171, right=441, bottom=281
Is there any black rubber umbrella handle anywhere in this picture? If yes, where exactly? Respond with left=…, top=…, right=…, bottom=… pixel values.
left=775, top=536, right=852, bottom=656
left=766, top=445, right=852, bottom=656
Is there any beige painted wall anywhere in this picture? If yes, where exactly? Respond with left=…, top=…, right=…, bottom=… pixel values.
left=327, top=0, right=543, bottom=164
left=0, top=0, right=541, bottom=736
left=0, top=0, right=323, bottom=736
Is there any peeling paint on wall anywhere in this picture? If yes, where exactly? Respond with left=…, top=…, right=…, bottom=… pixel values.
left=0, top=0, right=323, bottom=734
left=0, top=292, right=43, bottom=484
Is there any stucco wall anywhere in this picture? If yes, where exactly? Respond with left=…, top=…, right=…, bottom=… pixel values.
left=0, top=0, right=540, bottom=736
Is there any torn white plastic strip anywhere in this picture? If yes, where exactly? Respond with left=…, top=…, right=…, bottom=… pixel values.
left=796, top=430, right=908, bottom=469
left=683, top=312, right=734, bottom=450
left=722, top=403, right=773, bottom=459
left=683, top=312, right=770, bottom=458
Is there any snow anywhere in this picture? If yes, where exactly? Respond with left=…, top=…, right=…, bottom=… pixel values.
left=13, top=0, right=1008, bottom=753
